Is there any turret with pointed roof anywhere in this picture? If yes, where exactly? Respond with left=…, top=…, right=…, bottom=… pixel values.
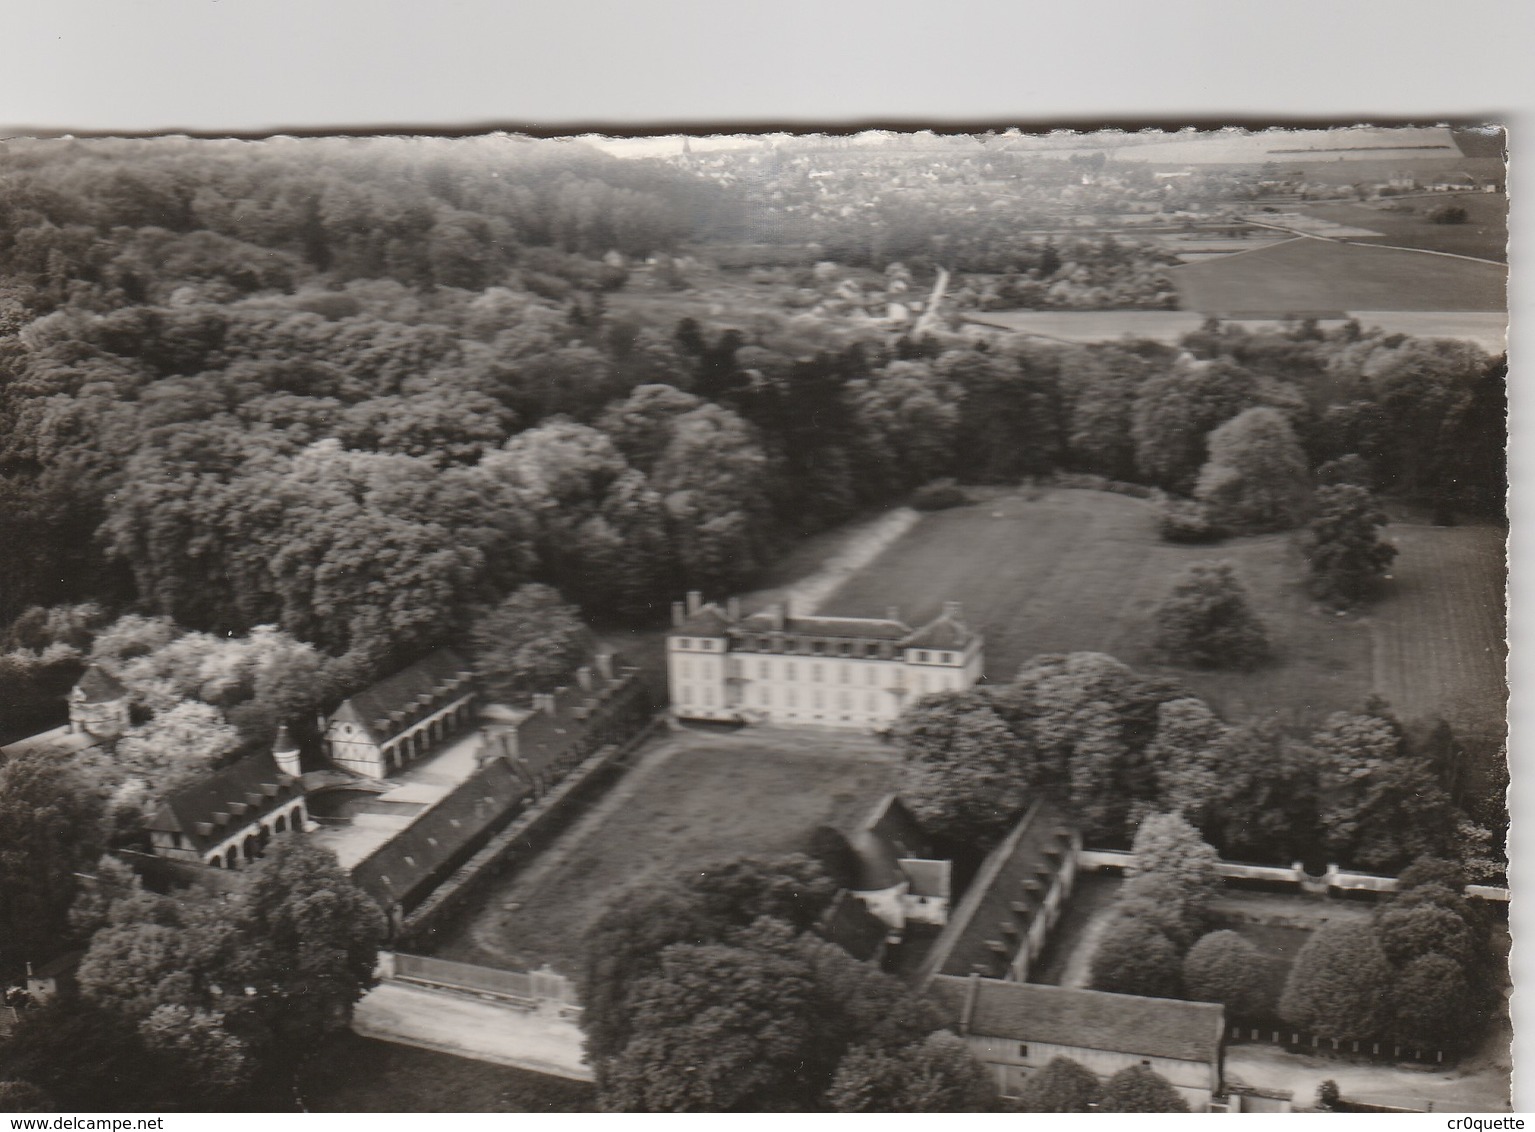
left=68, top=664, right=130, bottom=741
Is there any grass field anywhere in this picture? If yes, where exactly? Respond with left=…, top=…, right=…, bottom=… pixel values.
left=292, top=1032, right=595, bottom=1112
left=1367, top=524, right=1507, bottom=743
left=1296, top=194, right=1507, bottom=263
left=1171, top=238, right=1507, bottom=316
left=820, top=489, right=1504, bottom=738
left=432, top=733, right=902, bottom=975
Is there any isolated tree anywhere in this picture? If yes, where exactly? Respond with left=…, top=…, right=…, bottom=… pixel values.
left=1129, top=811, right=1220, bottom=910
left=1317, top=1079, right=1341, bottom=1111
left=1090, top=914, right=1182, bottom=999
left=1012, top=1056, right=1102, bottom=1113
left=1193, top=406, right=1312, bottom=532
left=1099, top=1064, right=1189, bottom=1113
left=1303, top=485, right=1397, bottom=608
left=895, top=692, right=1031, bottom=848
left=1183, top=930, right=1279, bottom=1019
left=469, top=583, right=590, bottom=700
left=1126, top=811, right=1221, bottom=937
left=1279, top=919, right=1394, bottom=1042
left=0, top=752, right=105, bottom=968
left=1153, top=560, right=1270, bottom=670
left=827, top=1033, right=995, bottom=1113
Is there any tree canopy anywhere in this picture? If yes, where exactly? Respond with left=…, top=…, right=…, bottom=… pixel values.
left=1152, top=560, right=1270, bottom=671
left=1012, top=1056, right=1102, bottom=1113
left=0, top=751, right=105, bottom=971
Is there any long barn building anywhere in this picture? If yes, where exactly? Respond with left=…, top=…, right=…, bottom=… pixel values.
left=667, top=591, right=983, bottom=731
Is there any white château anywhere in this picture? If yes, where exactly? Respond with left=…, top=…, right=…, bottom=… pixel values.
left=667, top=591, right=983, bottom=730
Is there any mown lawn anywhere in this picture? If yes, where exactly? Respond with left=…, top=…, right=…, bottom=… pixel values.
left=432, top=736, right=902, bottom=975
left=1170, top=237, right=1506, bottom=316
left=821, top=488, right=1504, bottom=738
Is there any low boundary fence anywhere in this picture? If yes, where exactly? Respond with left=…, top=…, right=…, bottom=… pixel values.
left=1227, top=1022, right=1448, bottom=1066
left=382, top=951, right=578, bottom=1014
left=1077, top=848, right=1507, bottom=904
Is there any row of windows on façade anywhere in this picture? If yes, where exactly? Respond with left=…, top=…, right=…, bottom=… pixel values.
left=666, top=590, right=985, bottom=729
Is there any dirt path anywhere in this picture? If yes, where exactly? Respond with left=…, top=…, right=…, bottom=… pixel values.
left=743, top=506, right=919, bottom=616
left=1055, top=905, right=1115, bottom=989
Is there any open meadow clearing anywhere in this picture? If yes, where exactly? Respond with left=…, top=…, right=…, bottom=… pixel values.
left=431, top=731, right=901, bottom=975
left=821, top=489, right=1504, bottom=737
left=1171, top=238, right=1506, bottom=316
left=1367, top=523, right=1507, bottom=743
left=965, top=308, right=1506, bottom=353
left=1296, top=194, right=1507, bottom=262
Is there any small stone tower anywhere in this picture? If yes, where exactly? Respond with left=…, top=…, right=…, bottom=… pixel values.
left=68, top=664, right=130, bottom=741
left=272, top=724, right=302, bottom=779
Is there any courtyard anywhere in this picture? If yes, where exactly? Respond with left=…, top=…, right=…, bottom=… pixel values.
left=430, top=726, right=903, bottom=975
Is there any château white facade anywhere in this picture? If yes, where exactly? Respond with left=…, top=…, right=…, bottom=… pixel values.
left=667, top=591, right=984, bottom=730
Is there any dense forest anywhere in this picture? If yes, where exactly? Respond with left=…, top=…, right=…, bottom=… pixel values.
left=0, top=137, right=1505, bottom=731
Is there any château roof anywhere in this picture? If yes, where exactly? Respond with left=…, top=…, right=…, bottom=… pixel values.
left=327, top=649, right=474, bottom=744
left=74, top=664, right=127, bottom=703
left=674, top=604, right=733, bottom=636
left=148, top=751, right=304, bottom=856
left=862, top=794, right=931, bottom=860
left=901, top=611, right=975, bottom=650
left=930, top=976, right=1225, bottom=1065
left=847, top=827, right=905, bottom=891
left=700, top=602, right=977, bottom=650
left=736, top=613, right=913, bottom=642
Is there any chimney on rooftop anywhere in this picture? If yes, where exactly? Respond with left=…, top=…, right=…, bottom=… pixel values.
left=273, top=724, right=301, bottom=778
left=886, top=605, right=901, bottom=622
left=686, top=590, right=703, bottom=616
left=596, top=651, right=615, bottom=681
left=533, top=692, right=555, bottom=713
left=727, top=596, right=741, bottom=621
left=942, top=600, right=963, bottom=621
left=576, top=666, right=593, bottom=692
left=671, top=601, right=686, bottom=628
left=768, top=602, right=785, bottom=632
